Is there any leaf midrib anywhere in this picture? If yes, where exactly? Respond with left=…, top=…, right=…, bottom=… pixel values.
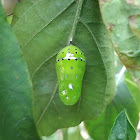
left=14, top=0, right=76, bottom=49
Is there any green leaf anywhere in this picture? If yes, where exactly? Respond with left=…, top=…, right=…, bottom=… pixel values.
left=84, top=76, right=139, bottom=140
left=99, top=0, right=140, bottom=89
left=12, top=0, right=116, bottom=136
left=0, top=4, right=39, bottom=140
left=7, top=15, right=13, bottom=24
left=109, top=110, right=136, bottom=140
left=125, top=71, right=140, bottom=111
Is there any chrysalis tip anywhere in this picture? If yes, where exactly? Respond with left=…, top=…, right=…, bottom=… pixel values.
left=70, top=41, right=73, bottom=45
left=69, top=37, right=73, bottom=45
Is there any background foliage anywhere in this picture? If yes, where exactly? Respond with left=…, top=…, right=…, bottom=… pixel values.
left=0, top=3, right=39, bottom=140
left=0, top=0, right=140, bottom=139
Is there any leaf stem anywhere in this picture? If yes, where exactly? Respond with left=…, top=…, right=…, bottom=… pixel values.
left=62, top=128, right=68, bottom=140
left=68, top=0, right=84, bottom=44
left=125, top=78, right=137, bottom=87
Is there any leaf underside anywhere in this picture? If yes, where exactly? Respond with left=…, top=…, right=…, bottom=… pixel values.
left=12, top=0, right=116, bottom=136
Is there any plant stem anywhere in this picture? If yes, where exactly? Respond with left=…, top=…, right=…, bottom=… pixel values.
left=68, top=0, right=84, bottom=44
left=62, top=128, right=68, bottom=140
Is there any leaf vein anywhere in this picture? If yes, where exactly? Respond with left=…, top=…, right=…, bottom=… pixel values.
left=22, top=0, right=75, bottom=49
left=36, top=82, right=58, bottom=125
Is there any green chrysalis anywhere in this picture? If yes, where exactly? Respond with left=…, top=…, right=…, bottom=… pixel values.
left=55, top=45, right=86, bottom=105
